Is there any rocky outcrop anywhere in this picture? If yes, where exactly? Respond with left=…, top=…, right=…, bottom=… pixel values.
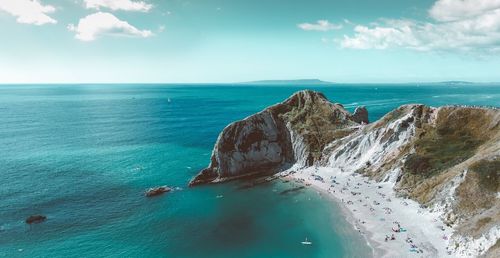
left=145, top=186, right=172, bottom=197
left=26, top=215, right=46, bottom=224
left=352, top=106, right=369, bottom=124
left=189, top=90, right=500, bottom=255
left=189, top=90, right=366, bottom=186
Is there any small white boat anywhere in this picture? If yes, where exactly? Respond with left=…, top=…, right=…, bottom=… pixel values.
left=301, top=237, right=312, bottom=245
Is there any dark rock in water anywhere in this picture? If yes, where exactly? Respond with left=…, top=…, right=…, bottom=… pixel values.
left=25, top=215, right=46, bottom=224
left=236, top=174, right=279, bottom=190
left=352, top=106, right=369, bottom=124
left=189, top=90, right=364, bottom=186
left=279, top=186, right=306, bottom=195
left=145, top=186, right=171, bottom=197
left=189, top=168, right=219, bottom=187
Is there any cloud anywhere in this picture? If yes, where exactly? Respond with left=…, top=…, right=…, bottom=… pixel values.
left=298, top=20, right=343, bottom=31
left=68, top=12, right=153, bottom=41
left=340, top=0, right=500, bottom=52
left=429, top=0, right=500, bottom=21
left=0, top=0, right=56, bottom=25
left=83, top=0, right=152, bottom=12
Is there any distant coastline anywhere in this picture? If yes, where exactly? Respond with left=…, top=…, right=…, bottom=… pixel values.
left=237, top=79, right=334, bottom=85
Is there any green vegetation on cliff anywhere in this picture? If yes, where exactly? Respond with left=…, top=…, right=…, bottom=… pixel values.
left=277, top=91, right=359, bottom=164
left=456, top=158, right=500, bottom=215
left=404, top=108, right=492, bottom=178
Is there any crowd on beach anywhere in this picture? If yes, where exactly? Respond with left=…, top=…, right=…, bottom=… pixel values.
left=280, top=167, right=455, bottom=257
left=324, top=174, right=425, bottom=254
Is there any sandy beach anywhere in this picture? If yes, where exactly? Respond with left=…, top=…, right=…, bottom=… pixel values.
left=281, top=166, right=455, bottom=258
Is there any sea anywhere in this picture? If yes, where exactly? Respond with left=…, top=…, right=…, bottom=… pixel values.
left=0, top=83, right=499, bottom=258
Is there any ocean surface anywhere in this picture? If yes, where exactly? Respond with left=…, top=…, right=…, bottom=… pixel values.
left=0, top=84, right=499, bottom=258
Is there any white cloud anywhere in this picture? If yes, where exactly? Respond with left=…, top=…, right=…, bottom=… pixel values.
left=429, top=0, right=500, bottom=21
left=341, top=21, right=419, bottom=50
left=68, top=12, right=153, bottom=41
left=84, top=0, right=152, bottom=12
left=298, top=20, right=342, bottom=31
left=0, top=0, right=56, bottom=25
left=341, top=0, right=500, bottom=52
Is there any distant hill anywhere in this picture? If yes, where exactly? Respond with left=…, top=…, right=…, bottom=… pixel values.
left=435, top=81, right=475, bottom=85
left=239, top=79, right=333, bottom=85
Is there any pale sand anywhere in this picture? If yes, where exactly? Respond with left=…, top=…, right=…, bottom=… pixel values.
left=281, top=166, right=454, bottom=258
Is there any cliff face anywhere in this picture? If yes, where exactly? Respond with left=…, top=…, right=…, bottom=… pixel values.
left=190, top=90, right=500, bottom=255
left=189, top=90, right=364, bottom=186
left=189, top=110, right=294, bottom=186
left=322, top=104, right=499, bottom=256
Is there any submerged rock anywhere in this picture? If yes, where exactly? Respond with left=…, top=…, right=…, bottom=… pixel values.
left=25, top=215, right=46, bottom=224
left=145, top=186, right=172, bottom=197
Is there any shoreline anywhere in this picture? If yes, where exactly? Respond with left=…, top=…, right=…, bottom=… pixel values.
left=309, top=180, right=386, bottom=257
left=281, top=166, right=454, bottom=257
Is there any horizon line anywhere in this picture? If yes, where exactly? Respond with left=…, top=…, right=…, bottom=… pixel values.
left=0, top=81, right=499, bottom=85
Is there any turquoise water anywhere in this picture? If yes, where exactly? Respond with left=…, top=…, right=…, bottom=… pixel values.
left=0, top=84, right=499, bottom=258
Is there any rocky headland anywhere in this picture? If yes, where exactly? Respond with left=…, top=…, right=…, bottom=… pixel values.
left=190, top=90, right=499, bottom=257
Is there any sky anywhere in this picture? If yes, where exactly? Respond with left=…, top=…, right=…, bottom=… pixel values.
left=1, top=0, right=500, bottom=83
